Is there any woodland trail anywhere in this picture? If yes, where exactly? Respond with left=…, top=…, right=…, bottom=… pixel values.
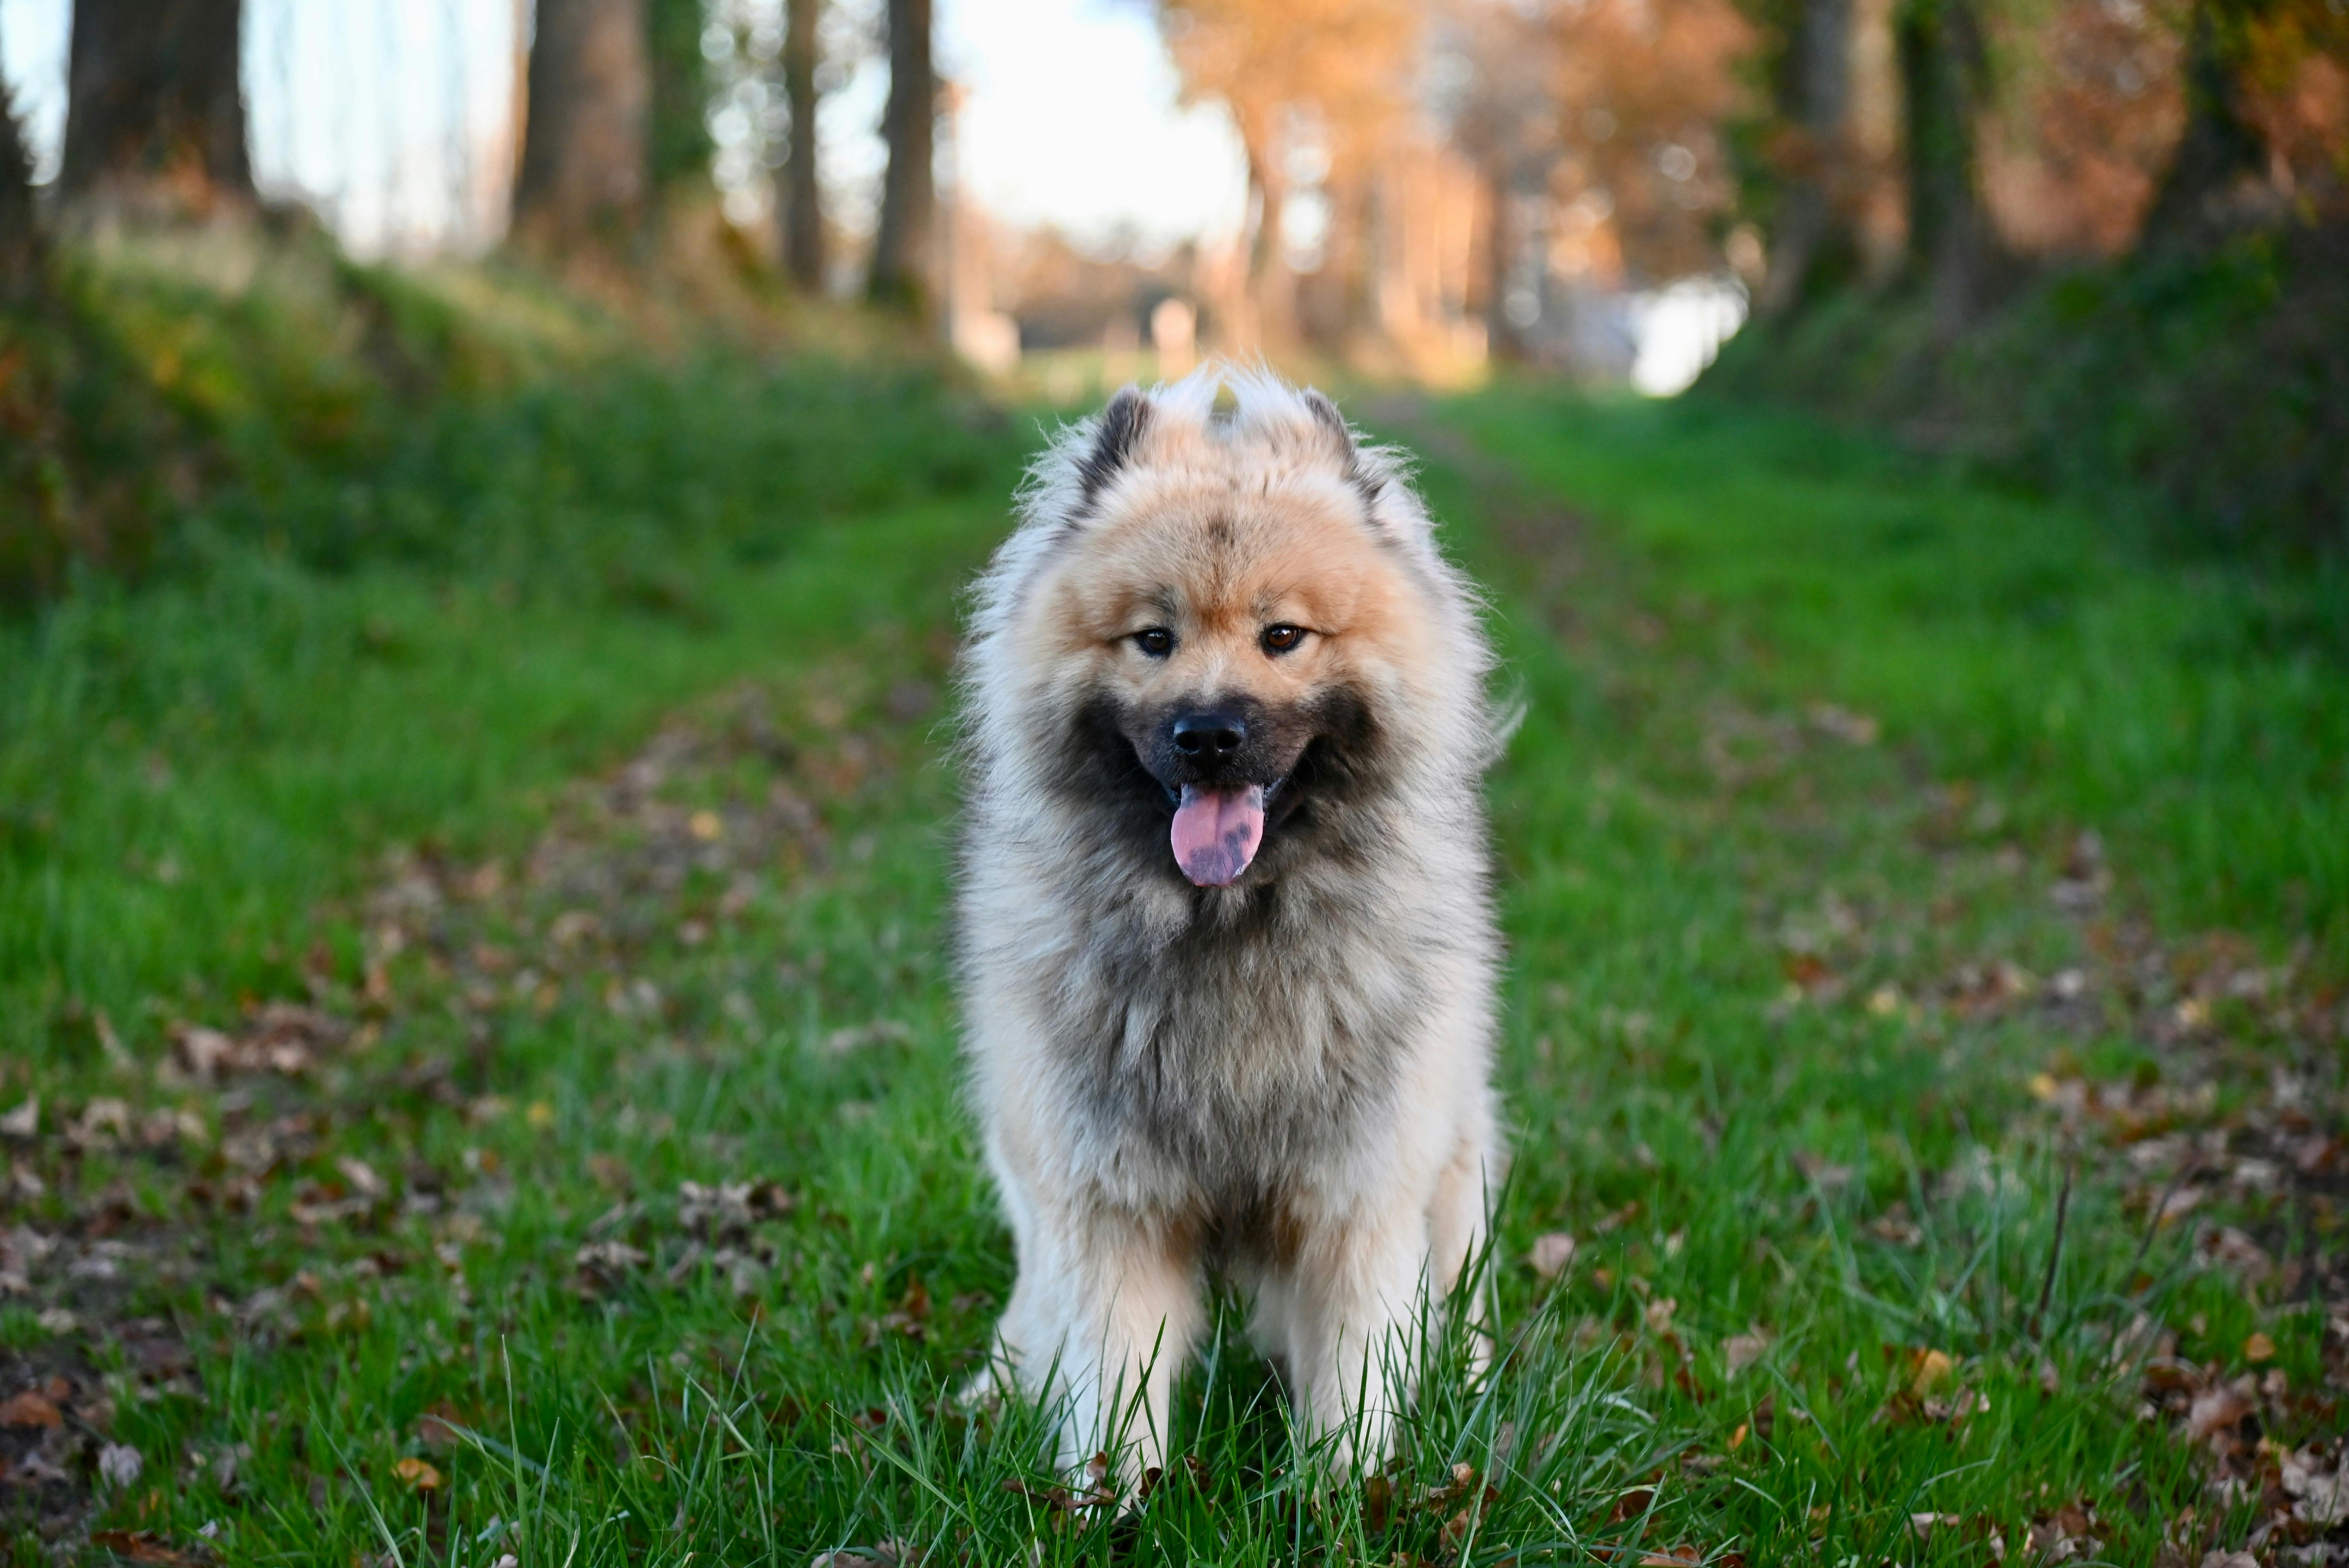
left=0, top=389, right=2342, bottom=1566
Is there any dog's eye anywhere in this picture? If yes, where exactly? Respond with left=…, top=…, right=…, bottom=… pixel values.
left=1260, top=624, right=1306, bottom=654
left=1133, top=627, right=1174, bottom=657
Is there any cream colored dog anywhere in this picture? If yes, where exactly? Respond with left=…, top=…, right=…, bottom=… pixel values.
left=955, top=367, right=1506, bottom=1477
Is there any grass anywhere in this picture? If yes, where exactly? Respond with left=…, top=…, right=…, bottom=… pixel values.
left=1, top=295, right=2342, bottom=1566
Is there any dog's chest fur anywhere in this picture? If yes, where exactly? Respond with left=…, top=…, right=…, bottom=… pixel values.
left=1032, top=868, right=1460, bottom=1213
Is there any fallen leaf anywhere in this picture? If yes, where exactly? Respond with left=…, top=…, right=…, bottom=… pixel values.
left=87, top=1532, right=209, bottom=1566
left=98, top=1443, right=144, bottom=1486
left=2283, top=1450, right=2349, bottom=1527
left=0, top=1096, right=37, bottom=1137
left=0, top=1389, right=63, bottom=1427
left=1790, top=1151, right=1852, bottom=1189
left=393, top=1456, right=443, bottom=1491
left=1906, top=1347, right=1955, bottom=1395
left=2185, top=1378, right=2257, bottom=1443
left=2242, top=1331, right=2275, bottom=1363
left=1529, top=1232, right=1577, bottom=1278
left=809, top=1542, right=922, bottom=1568
left=1723, top=1328, right=1771, bottom=1376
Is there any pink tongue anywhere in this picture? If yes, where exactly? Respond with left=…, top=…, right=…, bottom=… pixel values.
left=1170, top=784, right=1266, bottom=887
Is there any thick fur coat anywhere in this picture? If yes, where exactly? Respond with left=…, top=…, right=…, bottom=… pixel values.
left=955, top=367, right=1506, bottom=1475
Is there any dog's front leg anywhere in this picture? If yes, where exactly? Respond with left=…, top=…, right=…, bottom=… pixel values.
left=1283, top=1204, right=1431, bottom=1473
left=1007, top=1202, right=1203, bottom=1483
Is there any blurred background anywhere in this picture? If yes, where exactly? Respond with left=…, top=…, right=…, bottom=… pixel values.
left=1, top=0, right=2344, bottom=593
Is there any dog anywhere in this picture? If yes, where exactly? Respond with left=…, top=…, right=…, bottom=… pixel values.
left=954, top=367, right=1506, bottom=1479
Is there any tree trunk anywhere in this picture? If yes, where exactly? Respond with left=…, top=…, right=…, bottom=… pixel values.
left=2137, top=0, right=2264, bottom=250
left=868, top=0, right=934, bottom=310
left=1482, top=157, right=1521, bottom=361
left=782, top=0, right=826, bottom=290
left=1, top=32, right=43, bottom=301
left=1234, top=113, right=1292, bottom=350
left=57, top=0, right=252, bottom=223
left=1898, top=0, right=2000, bottom=330
left=1757, top=0, right=1857, bottom=314
left=647, top=0, right=713, bottom=201
left=514, top=0, right=651, bottom=249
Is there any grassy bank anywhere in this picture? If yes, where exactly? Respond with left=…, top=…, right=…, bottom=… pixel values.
left=0, top=321, right=2340, bottom=1564
left=1440, top=390, right=2349, bottom=963
left=1698, top=224, right=2349, bottom=559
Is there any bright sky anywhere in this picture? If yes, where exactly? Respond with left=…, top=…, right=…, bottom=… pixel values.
left=0, top=0, right=1248, bottom=254
left=941, top=0, right=1246, bottom=249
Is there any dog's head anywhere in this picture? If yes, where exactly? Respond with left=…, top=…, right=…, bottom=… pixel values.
left=971, top=370, right=1490, bottom=892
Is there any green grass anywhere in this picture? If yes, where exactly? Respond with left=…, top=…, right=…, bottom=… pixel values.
left=1, top=323, right=2341, bottom=1566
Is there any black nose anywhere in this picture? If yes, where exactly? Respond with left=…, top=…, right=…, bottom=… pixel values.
left=1172, top=711, right=1246, bottom=759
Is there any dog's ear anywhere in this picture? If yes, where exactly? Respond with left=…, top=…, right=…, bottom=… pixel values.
left=1303, top=388, right=1382, bottom=513
left=1078, top=386, right=1152, bottom=510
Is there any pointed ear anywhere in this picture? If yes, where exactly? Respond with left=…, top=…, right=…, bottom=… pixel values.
left=1301, top=388, right=1355, bottom=461
left=1078, top=386, right=1152, bottom=509
left=1302, top=388, right=1381, bottom=510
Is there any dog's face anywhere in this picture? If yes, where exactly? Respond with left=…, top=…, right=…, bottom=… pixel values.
left=1007, top=387, right=1433, bottom=889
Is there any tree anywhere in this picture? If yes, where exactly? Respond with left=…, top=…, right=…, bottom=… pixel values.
left=1157, top=0, right=1419, bottom=349
left=782, top=0, right=827, bottom=290
left=57, top=0, right=252, bottom=223
left=869, top=0, right=935, bottom=308
left=515, top=0, right=653, bottom=248
left=647, top=0, right=716, bottom=202
left=2136, top=0, right=2272, bottom=246
left=1, top=32, right=42, bottom=301
left=1754, top=0, right=1862, bottom=312
left=1438, top=0, right=1560, bottom=358
left=1899, top=0, right=2002, bottom=326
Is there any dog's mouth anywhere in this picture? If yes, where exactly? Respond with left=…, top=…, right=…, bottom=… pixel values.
left=1101, top=695, right=1346, bottom=889
left=1167, top=780, right=1279, bottom=887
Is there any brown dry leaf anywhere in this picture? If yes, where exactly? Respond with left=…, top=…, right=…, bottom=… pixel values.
left=573, top=1240, right=650, bottom=1297
left=2242, top=1331, right=2276, bottom=1363
left=1791, top=1151, right=1853, bottom=1189
left=2282, top=1450, right=2349, bottom=1527
left=1594, top=1200, right=1642, bottom=1234
left=0, top=1389, right=63, bottom=1428
left=809, top=1541, right=923, bottom=1568
left=88, top=1532, right=210, bottom=1566
left=416, top=1400, right=469, bottom=1448
left=1000, top=1451, right=1116, bottom=1513
left=393, top=1456, right=443, bottom=1491
left=2199, top=1226, right=2274, bottom=1282
left=0, top=1096, right=36, bottom=1138
left=1723, top=1328, right=1770, bottom=1377
left=1529, top=1232, right=1577, bottom=1278
left=2185, top=1377, right=2258, bottom=1443
left=1906, top=1347, right=1954, bottom=1396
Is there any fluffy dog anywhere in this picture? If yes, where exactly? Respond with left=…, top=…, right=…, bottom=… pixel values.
left=955, top=367, right=1506, bottom=1477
